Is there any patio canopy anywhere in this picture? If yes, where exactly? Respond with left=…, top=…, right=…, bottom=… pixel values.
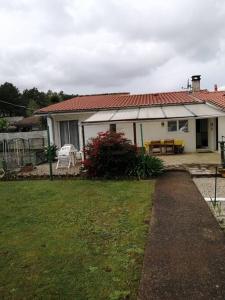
left=83, top=103, right=225, bottom=123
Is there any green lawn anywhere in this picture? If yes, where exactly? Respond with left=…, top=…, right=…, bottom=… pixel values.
left=0, top=180, right=154, bottom=300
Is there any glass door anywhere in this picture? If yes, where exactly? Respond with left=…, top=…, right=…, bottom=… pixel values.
left=196, top=119, right=208, bottom=148
left=59, top=120, right=80, bottom=150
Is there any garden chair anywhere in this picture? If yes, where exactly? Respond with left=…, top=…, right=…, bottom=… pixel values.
left=56, top=144, right=77, bottom=169
left=164, top=139, right=175, bottom=154
left=149, top=140, right=162, bottom=154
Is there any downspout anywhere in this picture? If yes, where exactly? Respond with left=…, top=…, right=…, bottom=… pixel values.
left=47, top=113, right=55, bottom=145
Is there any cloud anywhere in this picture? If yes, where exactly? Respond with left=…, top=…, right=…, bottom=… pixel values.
left=0, top=0, right=225, bottom=94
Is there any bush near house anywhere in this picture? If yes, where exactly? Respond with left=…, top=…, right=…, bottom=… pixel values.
left=83, top=131, right=137, bottom=178
left=0, top=118, right=9, bottom=132
left=45, top=144, right=58, bottom=162
left=130, top=154, right=165, bottom=179
left=83, top=131, right=164, bottom=179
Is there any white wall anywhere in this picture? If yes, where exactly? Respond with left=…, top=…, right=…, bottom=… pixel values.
left=84, top=122, right=134, bottom=144
left=208, top=118, right=217, bottom=151
left=218, top=116, right=225, bottom=143
left=136, top=119, right=196, bottom=152
left=116, top=123, right=134, bottom=143
left=51, top=112, right=93, bottom=148
left=51, top=112, right=223, bottom=153
left=84, top=124, right=109, bottom=143
left=83, top=119, right=197, bottom=152
left=51, top=113, right=136, bottom=148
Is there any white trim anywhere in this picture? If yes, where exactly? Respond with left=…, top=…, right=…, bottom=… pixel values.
left=82, top=103, right=225, bottom=124
left=205, top=198, right=225, bottom=202
left=82, top=117, right=196, bottom=126
left=78, top=121, right=83, bottom=152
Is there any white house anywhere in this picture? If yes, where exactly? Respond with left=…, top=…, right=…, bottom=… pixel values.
left=36, top=76, right=225, bottom=154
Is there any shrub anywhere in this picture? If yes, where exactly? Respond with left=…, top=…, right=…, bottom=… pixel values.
left=129, top=154, right=164, bottom=179
left=45, top=144, right=57, bottom=162
left=83, top=131, right=137, bottom=178
left=0, top=118, right=9, bottom=132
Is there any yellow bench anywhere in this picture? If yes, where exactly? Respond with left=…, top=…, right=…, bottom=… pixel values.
left=144, top=139, right=184, bottom=154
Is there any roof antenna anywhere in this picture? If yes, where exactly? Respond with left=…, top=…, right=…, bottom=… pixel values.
left=182, top=78, right=192, bottom=92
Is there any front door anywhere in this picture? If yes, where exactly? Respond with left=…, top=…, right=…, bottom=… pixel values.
left=196, top=119, right=208, bottom=149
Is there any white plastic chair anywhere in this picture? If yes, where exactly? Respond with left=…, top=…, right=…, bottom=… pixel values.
left=56, top=144, right=77, bottom=169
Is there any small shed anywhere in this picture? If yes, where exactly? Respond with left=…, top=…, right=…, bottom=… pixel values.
left=16, top=116, right=45, bottom=132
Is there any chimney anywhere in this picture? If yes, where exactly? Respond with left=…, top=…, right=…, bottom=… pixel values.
left=214, top=84, right=218, bottom=92
left=191, top=75, right=201, bottom=92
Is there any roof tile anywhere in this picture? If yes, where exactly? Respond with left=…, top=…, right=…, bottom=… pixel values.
left=38, top=91, right=202, bottom=113
left=194, top=91, right=225, bottom=110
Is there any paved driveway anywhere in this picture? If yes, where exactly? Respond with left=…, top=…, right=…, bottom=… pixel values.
left=161, top=152, right=221, bottom=166
left=139, top=171, right=225, bottom=300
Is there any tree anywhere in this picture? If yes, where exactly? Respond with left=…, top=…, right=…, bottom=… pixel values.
left=0, top=82, right=22, bottom=116
left=26, top=99, right=40, bottom=116
left=59, top=91, right=78, bottom=101
left=46, top=90, right=62, bottom=104
left=0, top=82, right=77, bottom=117
left=22, top=87, right=49, bottom=110
left=46, top=90, right=78, bottom=104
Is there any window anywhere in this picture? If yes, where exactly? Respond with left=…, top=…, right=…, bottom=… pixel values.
left=168, top=120, right=189, bottom=132
left=179, top=120, right=188, bottom=132
left=168, top=120, right=177, bottom=132
left=59, top=120, right=80, bottom=150
left=110, top=123, right=116, bottom=133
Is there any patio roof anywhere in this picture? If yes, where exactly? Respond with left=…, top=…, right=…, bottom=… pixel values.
left=82, top=103, right=225, bottom=123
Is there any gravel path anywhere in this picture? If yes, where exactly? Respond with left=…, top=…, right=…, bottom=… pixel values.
left=193, top=177, right=225, bottom=198
left=193, top=177, right=225, bottom=231
left=18, top=161, right=81, bottom=177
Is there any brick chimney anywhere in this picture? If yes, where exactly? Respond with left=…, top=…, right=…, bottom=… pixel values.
left=191, top=75, right=201, bottom=92
left=214, top=84, right=218, bottom=91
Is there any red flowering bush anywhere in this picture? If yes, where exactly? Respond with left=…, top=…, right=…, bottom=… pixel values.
left=83, top=131, right=137, bottom=178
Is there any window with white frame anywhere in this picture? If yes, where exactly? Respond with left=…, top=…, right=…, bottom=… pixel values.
left=178, top=120, right=188, bottom=132
left=168, top=120, right=189, bottom=132
left=168, top=120, right=177, bottom=132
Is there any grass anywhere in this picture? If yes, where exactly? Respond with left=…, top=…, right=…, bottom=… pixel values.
left=0, top=180, right=154, bottom=300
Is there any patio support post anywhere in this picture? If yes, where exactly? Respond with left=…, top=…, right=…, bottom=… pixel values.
left=219, top=136, right=225, bottom=168
left=82, top=125, right=86, bottom=160
left=140, top=123, right=144, bottom=155
left=133, top=123, right=137, bottom=146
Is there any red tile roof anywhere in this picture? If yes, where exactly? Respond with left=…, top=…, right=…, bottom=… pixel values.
left=38, top=91, right=203, bottom=114
left=193, top=91, right=225, bottom=110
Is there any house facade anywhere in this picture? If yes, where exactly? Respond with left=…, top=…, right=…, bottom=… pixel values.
left=37, top=77, right=225, bottom=154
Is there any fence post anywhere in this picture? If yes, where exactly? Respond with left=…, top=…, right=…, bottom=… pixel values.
left=47, top=120, right=53, bottom=181
left=214, top=166, right=217, bottom=205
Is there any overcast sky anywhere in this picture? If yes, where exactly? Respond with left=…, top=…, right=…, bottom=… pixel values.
left=0, top=0, right=225, bottom=94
